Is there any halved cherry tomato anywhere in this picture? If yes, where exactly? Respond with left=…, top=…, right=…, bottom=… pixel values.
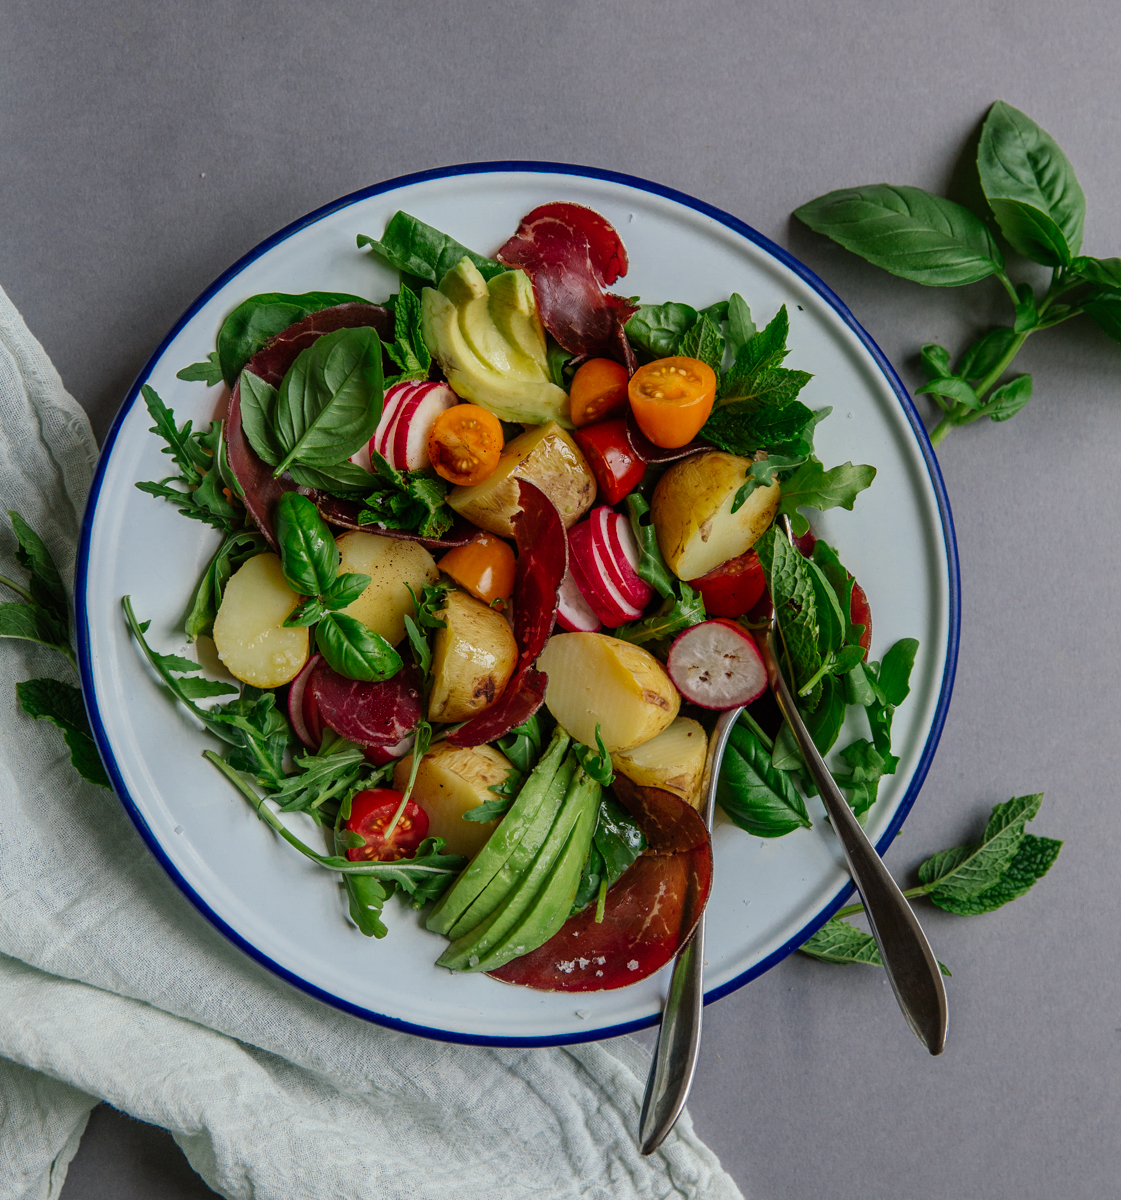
left=573, top=417, right=646, bottom=506
left=427, top=404, right=504, bottom=486
left=628, top=356, right=716, bottom=448
left=569, top=358, right=630, bottom=427
left=438, top=532, right=516, bottom=607
left=344, top=789, right=429, bottom=862
left=695, top=549, right=767, bottom=618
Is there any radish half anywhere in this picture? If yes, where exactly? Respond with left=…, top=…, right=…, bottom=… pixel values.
left=666, top=619, right=768, bottom=709
left=372, top=381, right=458, bottom=471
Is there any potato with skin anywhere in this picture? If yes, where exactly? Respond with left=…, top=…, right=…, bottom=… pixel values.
left=212, top=553, right=308, bottom=687
left=611, top=717, right=708, bottom=809
left=393, top=741, right=514, bottom=857
left=536, top=632, right=680, bottom=753
left=447, top=421, right=595, bottom=537
left=428, top=589, right=518, bottom=723
left=652, top=451, right=780, bottom=581
left=337, top=532, right=438, bottom=647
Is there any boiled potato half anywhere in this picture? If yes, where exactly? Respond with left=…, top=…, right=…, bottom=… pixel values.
left=611, top=716, right=708, bottom=809
left=337, top=532, right=438, bottom=647
left=212, top=552, right=308, bottom=687
left=428, top=589, right=518, bottom=723
left=536, top=632, right=679, bottom=753
left=652, top=451, right=780, bottom=581
left=393, top=741, right=514, bottom=857
left=447, top=421, right=595, bottom=537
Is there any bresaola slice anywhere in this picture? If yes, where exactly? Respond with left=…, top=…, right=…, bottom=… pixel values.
left=449, top=480, right=567, bottom=746
left=496, top=203, right=638, bottom=370
left=306, top=658, right=423, bottom=761
left=314, top=496, right=476, bottom=549
left=625, top=411, right=709, bottom=464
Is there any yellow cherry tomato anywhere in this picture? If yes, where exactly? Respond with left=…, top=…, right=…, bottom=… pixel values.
left=569, top=358, right=630, bottom=427
left=437, top=533, right=516, bottom=608
left=627, top=356, right=716, bottom=448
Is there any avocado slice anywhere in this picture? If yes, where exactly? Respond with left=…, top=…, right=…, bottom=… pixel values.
left=425, top=728, right=570, bottom=937
left=420, top=258, right=572, bottom=427
left=436, top=766, right=597, bottom=972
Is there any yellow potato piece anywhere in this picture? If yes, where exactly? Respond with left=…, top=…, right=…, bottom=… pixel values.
left=337, top=532, right=438, bottom=647
left=536, top=632, right=679, bottom=753
left=652, top=450, right=780, bottom=581
left=429, top=590, right=518, bottom=723
left=393, top=741, right=514, bottom=857
left=447, top=421, right=595, bottom=537
left=212, top=553, right=308, bottom=688
left=611, top=716, right=708, bottom=808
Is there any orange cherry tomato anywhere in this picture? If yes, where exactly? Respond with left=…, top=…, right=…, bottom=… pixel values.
left=427, top=404, right=504, bottom=486
left=568, top=358, right=630, bottom=427
left=438, top=532, right=516, bottom=608
left=627, top=356, right=716, bottom=448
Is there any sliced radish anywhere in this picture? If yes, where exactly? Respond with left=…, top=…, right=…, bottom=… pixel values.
left=568, top=520, right=643, bottom=628
left=371, top=381, right=458, bottom=471
left=666, top=619, right=768, bottom=709
left=556, top=566, right=602, bottom=632
left=288, top=653, right=322, bottom=749
left=594, top=506, right=653, bottom=610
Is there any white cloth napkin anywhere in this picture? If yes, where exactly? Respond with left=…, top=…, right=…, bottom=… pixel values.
left=0, top=285, right=743, bottom=1200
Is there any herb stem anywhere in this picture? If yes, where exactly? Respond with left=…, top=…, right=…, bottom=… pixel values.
left=833, top=882, right=933, bottom=921
left=0, top=573, right=35, bottom=604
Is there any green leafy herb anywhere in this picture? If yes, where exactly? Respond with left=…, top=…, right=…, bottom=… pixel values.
left=16, top=677, right=110, bottom=788
left=624, top=302, right=698, bottom=359
left=717, top=722, right=812, bottom=837
left=356, top=450, right=453, bottom=539
left=573, top=725, right=615, bottom=786
left=315, top=612, right=401, bottom=683
left=384, top=285, right=432, bottom=384
left=800, top=918, right=952, bottom=975
left=571, top=794, right=646, bottom=918
left=358, top=212, right=503, bottom=285
left=176, top=351, right=224, bottom=387
left=726, top=293, right=756, bottom=358
left=703, top=400, right=819, bottom=459
left=775, top=460, right=876, bottom=538
left=274, top=492, right=339, bottom=596
left=718, top=306, right=812, bottom=409
left=678, top=312, right=725, bottom=373
left=754, top=525, right=822, bottom=704
left=183, top=530, right=267, bottom=640
left=237, top=372, right=283, bottom=466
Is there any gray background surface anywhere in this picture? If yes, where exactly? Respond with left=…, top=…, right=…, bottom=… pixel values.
left=2, top=1, right=1117, bottom=1196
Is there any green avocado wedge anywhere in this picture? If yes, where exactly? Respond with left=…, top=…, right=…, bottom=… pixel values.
left=436, top=767, right=600, bottom=973
left=425, top=728, right=570, bottom=937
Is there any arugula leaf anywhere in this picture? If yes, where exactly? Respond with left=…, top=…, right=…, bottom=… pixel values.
left=8, top=511, right=67, bottom=622
left=730, top=454, right=806, bottom=515
left=573, top=725, right=615, bottom=786
left=794, top=184, right=1005, bottom=286
left=273, top=327, right=384, bottom=475
left=718, top=722, right=812, bottom=836
left=215, top=291, right=370, bottom=387
left=16, top=677, right=110, bottom=788
left=344, top=873, right=392, bottom=938
left=775, top=460, right=876, bottom=538
left=358, top=213, right=503, bottom=285
left=183, top=530, right=267, bottom=640
left=929, top=833, right=1061, bottom=916
left=977, top=101, right=1085, bottom=267
left=269, top=746, right=367, bottom=816
left=678, top=313, right=725, bottom=372
left=177, top=352, right=225, bottom=387
left=623, top=494, right=676, bottom=601
left=624, top=302, right=698, bottom=359
left=614, top=583, right=705, bottom=648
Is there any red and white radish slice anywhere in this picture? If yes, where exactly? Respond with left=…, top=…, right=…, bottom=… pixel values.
left=592, top=506, right=653, bottom=610
left=371, top=381, right=458, bottom=471
left=568, top=520, right=643, bottom=628
left=666, top=619, right=768, bottom=709
left=288, top=654, right=322, bottom=748
left=556, top=565, right=602, bottom=632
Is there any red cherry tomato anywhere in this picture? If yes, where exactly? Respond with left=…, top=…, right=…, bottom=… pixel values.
left=344, top=789, right=429, bottom=862
left=573, top=418, right=646, bottom=506
left=850, top=579, right=872, bottom=656
left=694, top=550, right=767, bottom=618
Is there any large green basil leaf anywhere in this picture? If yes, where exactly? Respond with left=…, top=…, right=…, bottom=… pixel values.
left=1083, top=294, right=1121, bottom=345
left=274, top=492, right=339, bottom=596
left=624, top=302, right=698, bottom=359
left=238, top=372, right=282, bottom=466
left=315, top=612, right=402, bottom=682
left=977, top=101, right=1084, bottom=267
left=795, top=185, right=1004, bottom=286
left=274, top=326, right=384, bottom=473
left=217, top=291, right=371, bottom=386
left=718, top=723, right=811, bottom=837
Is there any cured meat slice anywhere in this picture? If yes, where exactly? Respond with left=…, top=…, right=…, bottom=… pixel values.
left=609, top=775, right=709, bottom=855
left=448, top=481, right=566, bottom=746
left=496, top=203, right=638, bottom=368
left=307, top=658, right=422, bottom=755
left=224, top=304, right=392, bottom=546
left=315, top=495, right=476, bottom=549
left=625, top=412, right=710, bottom=464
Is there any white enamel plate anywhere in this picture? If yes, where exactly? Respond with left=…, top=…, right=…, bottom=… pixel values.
left=77, top=164, right=959, bottom=1046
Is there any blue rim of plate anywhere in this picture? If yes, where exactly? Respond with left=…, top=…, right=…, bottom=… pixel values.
left=75, top=160, right=960, bottom=1047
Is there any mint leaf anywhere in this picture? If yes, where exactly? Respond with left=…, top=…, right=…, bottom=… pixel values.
left=678, top=313, right=724, bottom=373
left=755, top=525, right=822, bottom=706
left=0, top=601, right=70, bottom=654
left=800, top=917, right=951, bottom=974
left=832, top=738, right=891, bottom=817
left=719, top=306, right=812, bottom=408
left=775, top=460, right=876, bottom=538
left=177, top=352, right=224, bottom=386
left=930, top=834, right=1061, bottom=916
left=9, top=512, right=67, bottom=623
left=702, top=400, right=817, bottom=458
left=16, top=677, right=110, bottom=788
left=919, top=793, right=1043, bottom=900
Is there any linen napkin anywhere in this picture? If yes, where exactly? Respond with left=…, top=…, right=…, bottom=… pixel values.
left=0, top=283, right=743, bottom=1200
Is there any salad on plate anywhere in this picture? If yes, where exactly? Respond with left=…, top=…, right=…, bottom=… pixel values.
left=126, top=200, right=918, bottom=993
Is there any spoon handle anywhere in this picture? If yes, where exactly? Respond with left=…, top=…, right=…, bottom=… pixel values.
left=761, top=628, right=948, bottom=1055
left=639, top=706, right=741, bottom=1155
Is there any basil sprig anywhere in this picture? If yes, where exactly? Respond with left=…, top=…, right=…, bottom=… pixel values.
left=796, top=101, right=1121, bottom=445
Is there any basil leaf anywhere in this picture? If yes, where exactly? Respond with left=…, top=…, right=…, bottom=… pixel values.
left=1082, top=294, right=1121, bottom=345
left=495, top=714, right=545, bottom=776
left=956, top=328, right=1018, bottom=383
left=678, top=313, right=724, bottom=372
left=718, top=723, right=812, bottom=837
left=571, top=842, right=606, bottom=915
left=775, top=460, right=876, bottom=538
left=16, top=677, right=110, bottom=789
left=315, top=612, right=402, bottom=683
left=593, top=795, right=646, bottom=885
left=929, top=834, right=1061, bottom=916
left=625, top=302, right=698, bottom=358
left=726, top=293, right=756, bottom=358
left=357, top=212, right=503, bottom=285
left=919, top=343, right=953, bottom=380
left=274, top=326, right=384, bottom=474
left=321, top=572, right=371, bottom=611
left=977, top=101, right=1085, bottom=267
left=877, top=638, right=918, bottom=706
left=915, top=375, right=982, bottom=411
left=805, top=673, right=845, bottom=757
left=184, top=530, right=267, bottom=640
left=1071, top=256, right=1121, bottom=290
left=237, top=372, right=282, bottom=466
left=274, top=492, right=338, bottom=596
left=286, top=460, right=381, bottom=494
left=177, top=352, right=225, bottom=387
left=806, top=558, right=845, bottom=656
left=546, top=338, right=573, bottom=388
left=983, top=374, right=1033, bottom=422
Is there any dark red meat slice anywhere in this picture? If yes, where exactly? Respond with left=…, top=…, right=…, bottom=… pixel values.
left=610, top=776, right=709, bottom=855
left=625, top=412, right=710, bottom=464
left=314, top=495, right=476, bottom=549
left=496, top=203, right=638, bottom=368
left=308, top=658, right=422, bottom=754
left=489, top=844, right=713, bottom=991
left=448, top=481, right=566, bottom=746
left=224, top=303, right=392, bottom=545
